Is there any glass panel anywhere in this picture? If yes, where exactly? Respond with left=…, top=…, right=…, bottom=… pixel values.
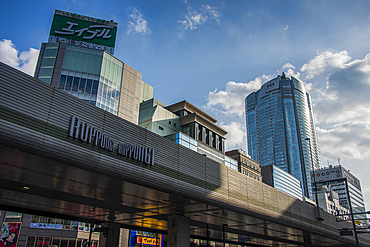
left=69, top=51, right=78, bottom=71
left=78, top=78, right=86, bottom=94
left=44, top=48, right=58, bottom=57
left=65, top=76, right=73, bottom=92
left=47, top=218, right=55, bottom=229
left=58, top=75, right=67, bottom=90
left=30, top=215, right=40, bottom=228
left=70, top=221, right=78, bottom=231
left=68, top=238, right=76, bottom=247
left=39, top=68, right=53, bottom=77
left=82, top=52, right=91, bottom=73
left=72, top=77, right=79, bottom=92
left=46, top=43, right=59, bottom=49
left=85, top=80, right=92, bottom=95
left=5, top=211, right=22, bottom=218
left=63, top=220, right=71, bottom=230
left=44, top=237, right=52, bottom=246
left=76, top=239, right=82, bottom=247
left=52, top=237, right=61, bottom=246
left=62, top=50, right=72, bottom=70
left=26, top=236, right=36, bottom=247
left=76, top=52, right=84, bottom=72
left=88, top=55, right=96, bottom=74
left=101, top=56, right=107, bottom=78
left=95, top=55, right=102, bottom=75
left=91, top=80, right=99, bottom=95
left=109, top=60, right=114, bottom=82
left=39, top=216, right=48, bottom=228
left=105, top=59, right=111, bottom=79
left=41, top=58, right=55, bottom=67
left=55, top=218, right=63, bottom=229
left=60, top=238, right=68, bottom=247
left=36, top=236, right=44, bottom=246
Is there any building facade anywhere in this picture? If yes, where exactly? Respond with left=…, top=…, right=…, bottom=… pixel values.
left=261, top=164, right=303, bottom=200
left=316, top=186, right=350, bottom=218
left=138, top=99, right=237, bottom=170
left=225, top=149, right=261, bottom=181
left=245, top=73, right=320, bottom=199
left=313, top=165, right=366, bottom=224
left=34, top=10, right=151, bottom=124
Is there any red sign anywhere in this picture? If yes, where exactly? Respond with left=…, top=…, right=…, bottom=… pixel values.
left=0, top=222, right=22, bottom=247
left=37, top=241, right=50, bottom=245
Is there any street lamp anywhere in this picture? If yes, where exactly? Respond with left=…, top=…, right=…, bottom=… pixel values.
left=305, top=137, right=322, bottom=220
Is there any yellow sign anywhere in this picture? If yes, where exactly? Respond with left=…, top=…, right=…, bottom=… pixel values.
left=136, top=235, right=162, bottom=246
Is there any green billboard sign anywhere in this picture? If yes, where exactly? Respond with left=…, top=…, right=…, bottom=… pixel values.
left=50, top=10, right=117, bottom=48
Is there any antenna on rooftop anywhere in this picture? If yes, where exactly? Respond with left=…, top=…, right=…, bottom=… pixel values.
left=327, top=160, right=329, bottom=166
left=67, top=1, right=70, bottom=12
left=338, top=158, right=341, bottom=166
left=108, top=11, right=111, bottom=21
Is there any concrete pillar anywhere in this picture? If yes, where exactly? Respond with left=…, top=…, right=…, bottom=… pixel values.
left=167, top=215, right=190, bottom=247
left=214, top=134, right=219, bottom=150
left=98, top=222, right=120, bottom=247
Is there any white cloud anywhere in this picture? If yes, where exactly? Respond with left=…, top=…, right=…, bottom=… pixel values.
left=178, top=5, right=221, bottom=30
left=205, top=74, right=272, bottom=116
left=127, top=7, right=151, bottom=34
left=300, top=50, right=351, bottom=79
left=0, top=39, right=39, bottom=75
left=279, top=25, right=288, bottom=32
left=206, top=49, right=370, bottom=210
left=202, top=5, right=221, bottom=24
left=219, top=121, right=246, bottom=150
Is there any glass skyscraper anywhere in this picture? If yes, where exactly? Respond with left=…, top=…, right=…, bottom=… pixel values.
left=245, top=73, right=320, bottom=198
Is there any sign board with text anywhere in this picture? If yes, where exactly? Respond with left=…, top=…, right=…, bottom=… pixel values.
left=49, top=10, right=117, bottom=49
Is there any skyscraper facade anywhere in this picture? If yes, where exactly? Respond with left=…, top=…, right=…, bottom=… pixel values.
left=245, top=73, right=320, bottom=198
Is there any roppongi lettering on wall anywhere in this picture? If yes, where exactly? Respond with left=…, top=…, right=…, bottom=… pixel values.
left=49, top=10, right=117, bottom=48
left=69, top=116, right=155, bottom=165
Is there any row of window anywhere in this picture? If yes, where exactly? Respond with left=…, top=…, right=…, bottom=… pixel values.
left=30, top=216, right=99, bottom=231
left=242, top=170, right=259, bottom=181
left=26, top=236, right=98, bottom=247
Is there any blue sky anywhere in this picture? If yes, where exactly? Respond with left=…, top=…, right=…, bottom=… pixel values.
left=2, top=0, right=370, bottom=211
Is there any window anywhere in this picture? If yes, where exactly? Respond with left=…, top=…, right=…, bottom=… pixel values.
left=159, top=126, right=164, bottom=131
left=169, top=120, right=172, bottom=125
left=5, top=211, right=22, bottom=218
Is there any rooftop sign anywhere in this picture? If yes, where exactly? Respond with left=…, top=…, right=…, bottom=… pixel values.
left=49, top=10, right=117, bottom=49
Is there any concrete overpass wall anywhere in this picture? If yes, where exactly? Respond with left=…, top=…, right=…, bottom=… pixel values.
left=0, top=62, right=368, bottom=246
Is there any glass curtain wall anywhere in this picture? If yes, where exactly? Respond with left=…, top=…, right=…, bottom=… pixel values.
left=58, top=45, right=103, bottom=106
left=38, top=43, right=59, bottom=84
left=97, top=52, right=123, bottom=115
left=57, top=45, right=123, bottom=116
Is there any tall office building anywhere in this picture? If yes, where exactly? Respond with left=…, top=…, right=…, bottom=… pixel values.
left=34, top=10, right=151, bottom=124
left=314, top=165, right=366, bottom=224
left=245, top=73, right=320, bottom=199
